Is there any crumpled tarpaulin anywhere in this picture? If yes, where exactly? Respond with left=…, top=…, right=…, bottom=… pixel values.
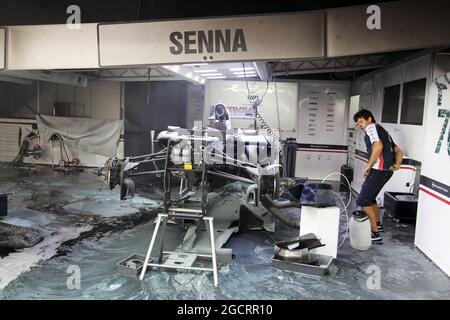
left=36, top=115, right=123, bottom=158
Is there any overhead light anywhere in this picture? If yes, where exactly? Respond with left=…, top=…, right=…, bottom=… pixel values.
left=160, top=65, right=205, bottom=85
left=206, top=76, right=227, bottom=79
left=162, top=65, right=180, bottom=72
left=233, top=71, right=257, bottom=75
left=229, top=67, right=254, bottom=72
left=182, top=63, right=209, bottom=66
left=236, top=75, right=257, bottom=78
left=193, top=69, right=218, bottom=73
left=201, top=73, right=223, bottom=76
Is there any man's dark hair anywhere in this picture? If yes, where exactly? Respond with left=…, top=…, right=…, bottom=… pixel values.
left=353, top=109, right=376, bottom=123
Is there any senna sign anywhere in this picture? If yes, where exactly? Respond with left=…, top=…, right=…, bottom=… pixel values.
left=98, top=12, right=324, bottom=66
left=169, top=29, right=247, bottom=55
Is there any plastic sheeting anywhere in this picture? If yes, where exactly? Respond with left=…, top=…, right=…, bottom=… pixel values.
left=36, top=115, right=122, bottom=158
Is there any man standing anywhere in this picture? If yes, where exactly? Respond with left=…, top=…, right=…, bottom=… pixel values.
left=353, top=109, right=403, bottom=244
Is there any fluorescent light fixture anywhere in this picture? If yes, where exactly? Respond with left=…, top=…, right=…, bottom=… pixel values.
left=233, top=71, right=257, bottom=75
left=201, top=73, right=223, bottom=76
left=160, top=65, right=205, bottom=85
left=193, top=69, right=218, bottom=73
left=206, top=76, right=227, bottom=79
left=236, top=75, right=257, bottom=78
left=163, top=65, right=180, bottom=72
left=182, top=63, right=209, bottom=66
left=229, top=67, right=254, bottom=72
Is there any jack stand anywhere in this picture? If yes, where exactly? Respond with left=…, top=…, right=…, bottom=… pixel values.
left=139, top=210, right=219, bottom=287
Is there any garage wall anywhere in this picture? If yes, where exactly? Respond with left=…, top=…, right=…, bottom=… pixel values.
left=0, top=79, right=123, bottom=166
left=202, top=79, right=349, bottom=181
left=349, top=55, right=432, bottom=205
left=295, top=80, right=349, bottom=180
left=347, top=53, right=450, bottom=276
left=415, top=55, right=450, bottom=277
left=38, top=81, right=121, bottom=120
left=372, top=55, right=432, bottom=162
left=123, top=81, right=188, bottom=157
left=0, top=80, right=121, bottom=120
left=203, top=79, right=299, bottom=138
left=352, top=55, right=432, bottom=162
left=0, top=81, right=38, bottom=118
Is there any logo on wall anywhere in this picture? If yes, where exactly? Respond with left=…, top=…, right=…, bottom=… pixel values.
left=169, top=29, right=248, bottom=55
left=434, top=74, right=450, bottom=155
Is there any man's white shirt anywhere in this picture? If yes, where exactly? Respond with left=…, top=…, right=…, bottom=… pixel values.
left=365, top=123, right=382, bottom=170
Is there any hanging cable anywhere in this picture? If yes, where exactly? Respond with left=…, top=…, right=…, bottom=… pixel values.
left=321, top=171, right=355, bottom=248
left=243, top=62, right=252, bottom=105
left=274, top=81, right=281, bottom=139
left=321, top=172, right=353, bottom=208
left=241, top=62, right=286, bottom=176
left=272, top=75, right=287, bottom=177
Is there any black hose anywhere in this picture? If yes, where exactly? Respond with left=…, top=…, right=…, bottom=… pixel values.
left=260, top=195, right=300, bottom=229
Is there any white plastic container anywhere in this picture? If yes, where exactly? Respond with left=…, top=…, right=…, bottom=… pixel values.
left=349, top=210, right=371, bottom=251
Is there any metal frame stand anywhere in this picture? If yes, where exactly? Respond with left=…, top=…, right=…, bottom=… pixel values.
left=139, top=211, right=218, bottom=287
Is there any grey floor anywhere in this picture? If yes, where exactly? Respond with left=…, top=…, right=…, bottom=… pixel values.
left=0, top=163, right=449, bottom=300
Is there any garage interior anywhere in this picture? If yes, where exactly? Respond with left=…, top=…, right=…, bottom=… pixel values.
left=0, top=0, right=450, bottom=300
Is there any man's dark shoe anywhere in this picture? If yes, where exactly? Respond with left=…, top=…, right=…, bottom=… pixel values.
left=371, top=231, right=383, bottom=245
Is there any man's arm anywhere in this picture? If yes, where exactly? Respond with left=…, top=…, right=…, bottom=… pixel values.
left=392, top=145, right=403, bottom=171
left=365, top=141, right=383, bottom=176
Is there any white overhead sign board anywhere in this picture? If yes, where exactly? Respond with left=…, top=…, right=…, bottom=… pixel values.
left=327, top=1, right=450, bottom=57
left=7, top=24, right=99, bottom=70
left=0, top=28, right=5, bottom=70
left=98, top=12, right=325, bottom=67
